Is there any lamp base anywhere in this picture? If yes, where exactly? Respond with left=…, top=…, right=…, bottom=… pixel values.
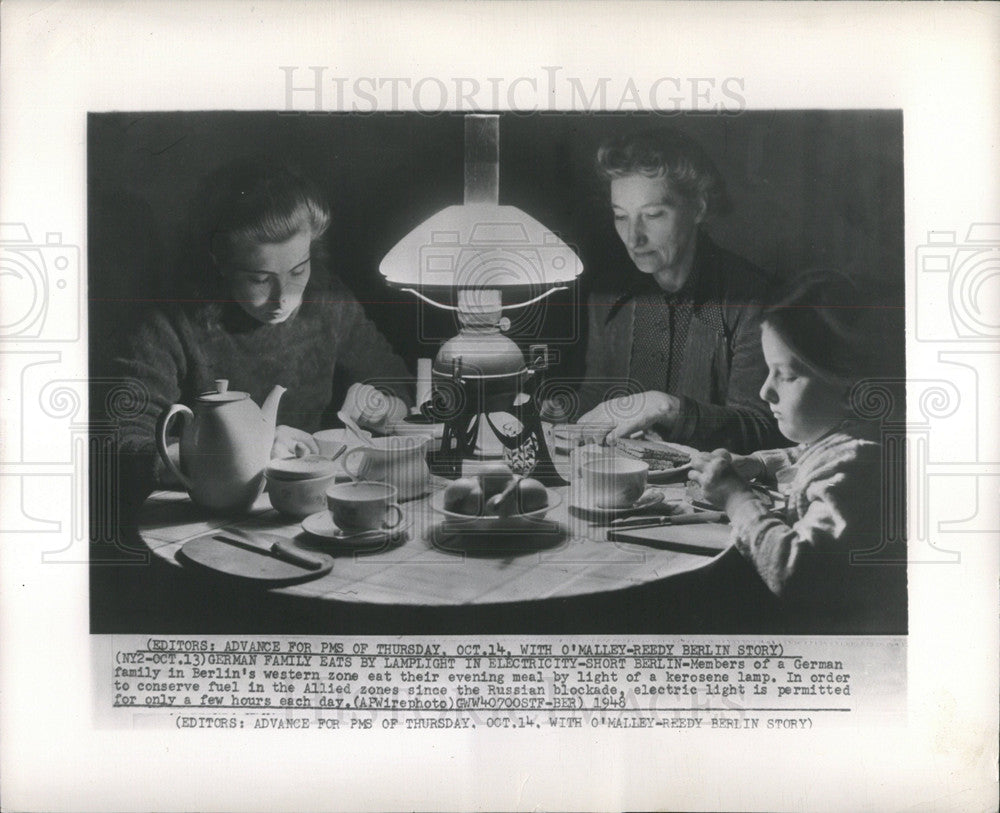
left=424, top=384, right=566, bottom=486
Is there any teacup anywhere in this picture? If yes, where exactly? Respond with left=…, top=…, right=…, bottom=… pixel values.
left=582, top=456, right=649, bottom=509
left=325, top=481, right=404, bottom=534
left=340, top=435, right=431, bottom=500
left=568, top=442, right=614, bottom=482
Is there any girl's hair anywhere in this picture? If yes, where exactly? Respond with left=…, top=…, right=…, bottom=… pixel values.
left=596, top=127, right=732, bottom=218
left=179, top=156, right=331, bottom=301
left=762, top=270, right=887, bottom=384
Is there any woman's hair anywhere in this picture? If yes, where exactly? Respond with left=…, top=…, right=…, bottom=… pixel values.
left=179, top=156, right=331, bottom=300
left=596, top=127, right=732, bottom=218
left=761, top=270, right=888, bottom=384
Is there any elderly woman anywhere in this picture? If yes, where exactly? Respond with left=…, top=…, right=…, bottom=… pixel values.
left=112, top=156, right=411, bottom=500
left=574, top=128, right=783, bottom=454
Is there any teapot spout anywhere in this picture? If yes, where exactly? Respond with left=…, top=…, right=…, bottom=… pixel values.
left=261, top=385, right=287, bottom=433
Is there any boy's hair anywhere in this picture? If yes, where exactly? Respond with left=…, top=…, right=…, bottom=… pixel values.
left=596, top=127, right=732, bottom=218
left=179, top=156, right=332, bottom=302
left=192, top=156, right=331, bottom=266
left=762, top=270, right=888, bottom=384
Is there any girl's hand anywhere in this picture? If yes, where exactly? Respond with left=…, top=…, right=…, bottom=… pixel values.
left=272, top=425, right=319, bottom=459
left=729, top=453, right=766, bottom=481
left=688, top=449, right=756, bottom=511
left=577, top=390, right=681, bottom=443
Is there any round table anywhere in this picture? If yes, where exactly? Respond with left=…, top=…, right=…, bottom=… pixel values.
left=136, top=480, right=731, bottom=610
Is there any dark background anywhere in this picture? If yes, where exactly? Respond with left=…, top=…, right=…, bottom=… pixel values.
left=88, top=110, right=904, bottom=384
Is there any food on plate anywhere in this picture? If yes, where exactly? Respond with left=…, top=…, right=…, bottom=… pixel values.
left=442, top=469, right=548, bottom=517
left=491, top=477, right=548, bottom=517
left=478, top=463, right=516, bottom=498
left=613, top=438, right=692, bottom=471
left=443, top=477, right=485, bottom=516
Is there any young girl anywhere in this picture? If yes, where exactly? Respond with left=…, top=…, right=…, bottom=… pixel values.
left=688, top=271, right=904, bottom=626
left=111, top=156, right=411, bottom=503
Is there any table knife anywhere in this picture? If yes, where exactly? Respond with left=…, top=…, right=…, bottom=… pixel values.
left=213, top=534, right=324, bottom=570
left=609, top=510, right=727, bottom=530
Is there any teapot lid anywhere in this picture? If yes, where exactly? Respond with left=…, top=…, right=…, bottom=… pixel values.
left=197, top=378, right=249, bottom=404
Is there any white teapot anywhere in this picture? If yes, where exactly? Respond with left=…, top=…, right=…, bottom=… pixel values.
left=156, top=379, right=286, bottom=513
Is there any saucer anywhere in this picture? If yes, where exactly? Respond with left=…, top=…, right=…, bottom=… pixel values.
left=301, top=511, right=411, bottom=546
left=569, top=487, right=671, bottom=520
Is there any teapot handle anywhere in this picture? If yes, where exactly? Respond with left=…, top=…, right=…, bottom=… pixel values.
left=156, top=404, right=195, bottom=491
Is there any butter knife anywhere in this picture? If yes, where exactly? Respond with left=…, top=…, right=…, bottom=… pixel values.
left=213, top=534, right=324, bottom=570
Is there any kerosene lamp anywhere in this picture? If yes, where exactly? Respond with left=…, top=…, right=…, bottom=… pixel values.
left=379, top=115, right=583, bottom=484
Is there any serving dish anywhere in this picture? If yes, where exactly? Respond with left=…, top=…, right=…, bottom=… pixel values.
left=429, top=487, right=561, bottom=529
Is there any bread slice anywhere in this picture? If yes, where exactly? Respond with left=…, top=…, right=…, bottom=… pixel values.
left=613, top=438, right=692, bottom=471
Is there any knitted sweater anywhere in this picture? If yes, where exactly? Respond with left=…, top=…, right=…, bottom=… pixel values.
left=577, top=234, right=783, bottom=454
left=109, top=277, right=411, bottom=497
left=727, top=422, right=901, bottom=617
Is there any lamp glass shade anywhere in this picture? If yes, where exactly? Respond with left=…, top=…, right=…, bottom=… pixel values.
left=379, top=203, right=583, bottom=289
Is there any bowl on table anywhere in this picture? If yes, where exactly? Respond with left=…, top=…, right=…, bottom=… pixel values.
left=429, top=486, right=561, bottom=530
left=265, top=455, right=342, bottom=519
left=428, top=485, right=564, bottom=555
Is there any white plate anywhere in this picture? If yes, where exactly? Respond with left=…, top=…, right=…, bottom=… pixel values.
left=569, top=486, right=674, bottom=519
left=429, top=487, right=561, bottom=528
left=301, top=511, right=411, bottom=546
